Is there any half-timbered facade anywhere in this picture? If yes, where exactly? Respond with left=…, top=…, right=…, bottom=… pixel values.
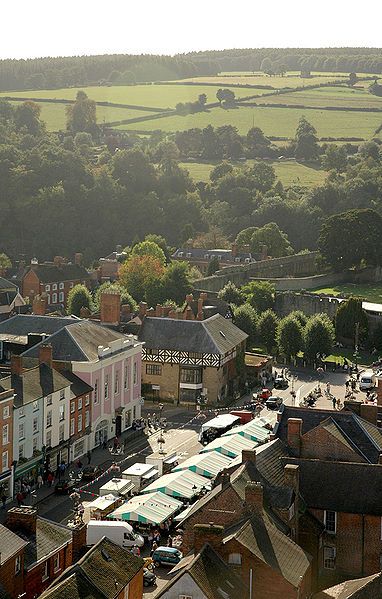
left=139, top=314, right=248, bottom=405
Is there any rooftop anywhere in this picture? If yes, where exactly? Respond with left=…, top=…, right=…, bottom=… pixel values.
left=0, top=523, right=28, bottom=565
left=0, top=314, right=79, bottom=340
left=139, top=313, right=247, bottom=355
left=25, top=263, right=90, bottom=284
left=0, top=364, right=74, bottom=407
left=313, top=571, right=381, bottom=598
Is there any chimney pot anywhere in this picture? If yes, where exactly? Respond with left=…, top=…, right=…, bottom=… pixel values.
left=242, top=449, right=256, bottom=465
left=32, top=294, right=47, bottom=316
left=39, top=344, right=53, bottom=368
left=139, top=302, right=148, bottom=319
left=244, top=482, right=264, bottom=514
left=185, top=294, right=194, bottom=305
left=11, top=355, right=22, bottom=376
left=287, top=418, right=303, bottom=456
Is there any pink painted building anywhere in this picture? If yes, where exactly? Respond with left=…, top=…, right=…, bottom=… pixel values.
left=22, top=320, right=143, bottom=454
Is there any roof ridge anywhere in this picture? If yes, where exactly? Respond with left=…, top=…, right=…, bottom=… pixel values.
left=63, top=323, right=92, bottom=361
left=321, top=417, right=366, bottom=457
left=353, top=413, right=382, bottom=451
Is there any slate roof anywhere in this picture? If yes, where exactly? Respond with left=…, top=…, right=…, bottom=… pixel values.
left=41, top=537, right=143, bottom=599
left=0, top=364, right=73, bottom=407
left=156, top=543, right=248, bottom=599
left=25, top=263, right=90, bottom=284
left=23, top=518, right=72, bottom=568
left=224, top=512, right=311, bottom=588
left=282, top=458, right=382, bottom=515
left=313, top=572, right=381, bottom=599
left=22, top=321, right=129, bottom=362
left=60, top=370, right=93, bottom=397
left=139, top=314, right=247, bottom=355
left=186, top=297, right=233, bottom=320
left=0, top=314, right=79, bottom=339
left=0, top=524, right=28, bottom=564
left=0, top=277, right=17, bottom=291
left=275, top=405, right=382, bottom=463
left=231, top=460, right=293, bottom=511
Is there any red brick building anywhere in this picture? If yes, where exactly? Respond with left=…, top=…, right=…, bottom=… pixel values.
left=0, top=388, right=14, bottom=501
left=0, top=523, right=27, bottom=599
left=22, top=256, right=90, bottom=308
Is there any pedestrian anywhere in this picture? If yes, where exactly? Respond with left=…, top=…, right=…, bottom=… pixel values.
left=47, top=472, right=53, bottom=487
left=16, top=491, right=23, bottom=507
left=336, top=398, right=341, bottom=410
left=37, top=474, right=43, bottom=488
left=332, top=396, right=336, bottom=410
left=1, top=494, right=6, bottom=509
left=326, top=382, right=331, bottom=394
left=77, top=458, right=83, bottom=469
left=150, top=541, right=158, bottom=556
left=132, top=545, right=140, bottom=557
left=167, top=535, right=173, bottom=548
left=87, top=450, right=91, bottom=465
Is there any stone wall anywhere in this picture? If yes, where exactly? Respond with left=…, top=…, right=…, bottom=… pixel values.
left=274, top=292, right=340, bottom=319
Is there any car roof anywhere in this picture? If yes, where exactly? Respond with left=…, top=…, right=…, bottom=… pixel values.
left=155, top=546, right=179, bottom=553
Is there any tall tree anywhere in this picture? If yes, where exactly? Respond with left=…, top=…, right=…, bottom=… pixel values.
left=160, top=261, right=192, bottom=305
left=67, top=284, right=93, bottom=316
left=242, top=281, right=275, bottom=313
left=250, top=223, right=294, bottom=258
left=335, top=297, right=369, bottom=343
left=131, top=240, right=166, bottom=266
left=258, top=309, right=279, bottom=353
left=304, top=314, right=335, bottom=363
left=119, top=255, right=164, bottom=303
left=218, top=281, right=245, bottom=306
left=294, top=116, right=319, bottom=161
left=233, top=304, right=258, bottom=344
left=277, top=315, right=304, bottom=360
left=66, top=91, right=98, bottom=136
left=206, top=256, right=220, bottom=276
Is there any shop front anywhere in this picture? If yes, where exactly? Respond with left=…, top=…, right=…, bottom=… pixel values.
left=0, top=468, right=13, bottom=501
left=14, top=455, right=43, bottom=493
left=94, top=419, right=109, bottom=447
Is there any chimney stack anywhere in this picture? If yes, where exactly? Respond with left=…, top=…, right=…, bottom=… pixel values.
left=287, top=418, right=303, bottom=456
left=53, top=256, right=64, bottom=267
left=7, top=507, right=37, bottom=536
left=184, top=306, right=194, bottom=320
left=197, top=297, right=204, bottom=321
left=193, top=523, right=224, bottom=555
left=32, top=294, right=47, bottom=316
left=231, top=243, right=238, bottom=257
left=11, top=355, right=22, bottom=376
left=185, top=293, right=194, bottom=306
left=74, top=253, right=83, bottom=266
left=156, top=304, right=164, bottom=318
left=39, top=344, right=53, bottom=368
left=242, top=449, right=256, bottom=465
left=378, top=453, right=382, bottom=465
left=80, top=306, right=91, bottom=318
left=100, top=291, right=121, bottom=326
left=284, top=464, right=299, bottom=494
left=244, top=482, right=264, bottom=514
left=139, top=302, right=147, bottom=319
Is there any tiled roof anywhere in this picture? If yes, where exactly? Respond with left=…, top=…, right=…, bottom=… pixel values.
left=42, top=537, right=143, bottom=599
left=22, top=518, right=72, bottom=568
left=224, top=513, right=311, bottom=588
left=22, top=321, right=130, bottom=363
left=0, top=314, right=78, bottom=337
left=156, top=544, right=248, bottom=599
left=282, top=458, right=382, bottom=515
left=0, top=364, right=72, bottom=406
left=255, top=438, right=291, bottom=486
left=139, top=314, right=247, bottom=355
left=0, top=277, right=17, bottom=290
left=275, top=405, right=382, bottom=463
left=25, top=263, right=90, bottom=284
left=313, top=571, right=381, bottom=598
left=231, top=461, right=293, bottom=511
left=0, top=524, right=27, bottom=564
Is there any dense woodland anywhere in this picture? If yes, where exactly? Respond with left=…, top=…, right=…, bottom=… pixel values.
left=1, top=48, right=382, bottom=91
left=1, top=94, right=382, bottom=273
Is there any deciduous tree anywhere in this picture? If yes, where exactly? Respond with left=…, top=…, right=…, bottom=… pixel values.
left=67, top=284, right=93, bottom=317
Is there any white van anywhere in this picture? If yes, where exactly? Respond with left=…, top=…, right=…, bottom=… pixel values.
left=359, top=370, right=376, bottom=391
left=86, top=520, right=144, bottom=548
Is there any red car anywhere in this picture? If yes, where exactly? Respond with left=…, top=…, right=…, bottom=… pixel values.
left=252, top=388, right=272, bottom=403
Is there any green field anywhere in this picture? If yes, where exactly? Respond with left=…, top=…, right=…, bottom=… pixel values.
left=10, top=101, right=159, bottom=131
left=312, top=283, right=382, bottom=303
left=175, top=73, right=352, bottom=89
left=0, top=84, right=253, bottom=110
left=261, top=86, right=382, bottom=109
left=116, top=105, right=382, bottom=139
left=180, top=160, right=327, bottom=187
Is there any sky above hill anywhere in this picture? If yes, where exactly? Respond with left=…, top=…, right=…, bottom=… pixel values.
left=2, top=0, right=380, bottom=59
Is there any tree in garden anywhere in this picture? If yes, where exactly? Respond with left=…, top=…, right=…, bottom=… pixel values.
left=67, top=284, right=93, bottom=316
left=95, top=282, right=137, bottom=313
left=119, top=255, right=164, bottom=303
left=304, top=314, right=335, bottom=363
left=294, top=116, right=319, bottom=161
left=335, top=297, right=368, bottom=343
left=277, top=315, right=304, bottom=360
left=218, top=281, right=245, bottom=306
left=160, top=261, right=192, bottom=305
left=206, top=256, right=220, bottom=276
left=233, top=304, right=258, bottom=344
left=250, top=161, right=276, bottom=192
left=318, top=209, right=382, bottom=271
left=242, top=280, right=275, bottom=313
left=250, top=222, right=294, bottom=258
left=66, top=91, right=97, bottom=136
left=0, top=253, right=11, bottom=274
left=258, top=309, right=279, bottom=353
left=130, top=240, right=166, bottom=266
left=144, top=234, right=171, bottom=263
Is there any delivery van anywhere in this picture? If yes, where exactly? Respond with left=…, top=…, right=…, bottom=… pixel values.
left=359, top=370, right=376, bottom=391
left=86, top=520, right=144, bottom=548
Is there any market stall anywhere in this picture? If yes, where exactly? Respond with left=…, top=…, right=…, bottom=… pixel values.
left=172, top=452, right=233, bottom=479
left=108, top=491, right=183, bottom=525
left=140, top=470, right=211, bottom=501
left=200, top=433, right=258, bottom=458
left=222, top=419, right=271, bottom=443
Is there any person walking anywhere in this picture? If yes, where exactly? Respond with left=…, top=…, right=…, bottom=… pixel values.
left=1, top=494, right=7, bottom=509
left=332, top=396, right=336, bottom=410
left=37, top=474, right=43, bottom=489
left=150, top=541, right=158, bottom=556
left=87, top=450, right=91, bottom=465
left=16, top=491, right=23, bottom=507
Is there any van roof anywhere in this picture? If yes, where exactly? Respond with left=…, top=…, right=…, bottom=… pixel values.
left=88, top=520, right=132, bottom=528
left=154, top=546, right=180, bottom=553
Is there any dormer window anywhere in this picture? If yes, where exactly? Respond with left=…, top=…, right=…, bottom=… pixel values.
left=204, top=254, right=209, bottom=259
left=235, top=257, right=241, bottom=262
left=178, top=252, right=184, bottom=257
left=186, top=252, right=192, bottom=258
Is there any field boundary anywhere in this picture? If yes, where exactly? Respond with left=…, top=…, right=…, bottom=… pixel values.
left=2, top=96, right=167, bottom=113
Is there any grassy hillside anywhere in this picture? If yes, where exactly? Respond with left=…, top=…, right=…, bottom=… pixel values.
left=311, top=283, right=382, bottom=303
left=180, top=160, right=328, bottom=188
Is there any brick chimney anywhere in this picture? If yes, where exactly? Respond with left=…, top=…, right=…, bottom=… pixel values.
left=242, top=449, right=256, bottom=465
left=287, top=418, right=303, bottom=456
left=139, top=302, right=147, bottom=319
left=53, top=256, right=64, bottom=267
left=284, top=464, right=299, bottom=494
left=7, top=507, right=37, bottom=536
left=74, top=253, right=83, bottom=266
left=156, top=304, right=164, bottom=318
left=39, top=344, right=52, bottom=368
left=11, top=355, right=22, bottom=376
left=168, top=309, right=177, bottom=320
left=231, top=243, right=238, bottom=257
left=184, top=306, right=194, bottom=320
left=71, top=522, right=87, bottom=561
left=100, top=291, right=121, bottom=326
left=162, top=306, right=172, bottom=317
left=80, top=306, right=91, bottom=318
left=244, top=482, right=264, bottom=514
left=185, top=293, right=194, bottom=305
left=193, top=523, right=224, bottom=555
left=121, top=304, right=131, bottom=319
left=218, top=469, right=230, bottom=489
left=32, top=294, right=47, bottom=316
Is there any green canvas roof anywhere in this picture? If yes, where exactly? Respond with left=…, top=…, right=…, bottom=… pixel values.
left=200, top=433, right=258, bottom=458
left=172, top=452, right=233, bottom=479
left=222, top=419, right=271, bottom=443
left=140, top=470, right=211, bottom=500
left=109, top=491, right=182, bottom=525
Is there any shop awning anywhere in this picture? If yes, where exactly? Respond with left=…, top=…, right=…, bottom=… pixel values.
left=140, top=470, right=211, bottom=500
left=222, top=419, right=271, bottom=443
left=172, top=452, right=233, bottom=479
left=15, top=455, right=42, bottom=477
left=200, top=433, right=258, bottom=458
left=108, top=491, right=183, bottom=524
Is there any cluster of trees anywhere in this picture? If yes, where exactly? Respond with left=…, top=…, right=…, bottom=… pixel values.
left=175, top=94, right=207, bottom=115
left=218, top=280, right=335, bottom=361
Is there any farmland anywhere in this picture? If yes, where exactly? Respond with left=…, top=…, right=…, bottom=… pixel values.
left=311, top=283, right=382, bottom=304
left=116, top=105, right=382, bottom=138
left=261, top=86, right=382, bottom=109
left=175, top=73, right=354, bottom=88
left=180, top=160, right=328, bottom=188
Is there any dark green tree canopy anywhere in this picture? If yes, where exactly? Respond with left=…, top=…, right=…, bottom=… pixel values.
left=233, top=304, right=258, bottom=344
left=277, top=315, right=304, bottom=360
left=67, top=284, right=93, bottom=317
left=242, top=281, right=275, bottom=313
left=335, top=297, right=369, bottom=343
left=258, top=309, right=279, bottom=353
left=218, top=281, right=245, bottom=306
left=304, top=313, right=335, bottom=362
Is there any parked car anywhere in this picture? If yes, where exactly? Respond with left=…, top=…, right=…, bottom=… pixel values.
left=54, top=479, right=77, bottom=495
left=265, top=396, right=283, bottom=410
left=152, top=546, right=183, bottom=567
left=252, top=388, right=272, bottom=403
left=274, top=375, right=288, bottom=389
left=81, top=465, right=101, bottom=481
left=143, top=568, right=156, bottom=587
